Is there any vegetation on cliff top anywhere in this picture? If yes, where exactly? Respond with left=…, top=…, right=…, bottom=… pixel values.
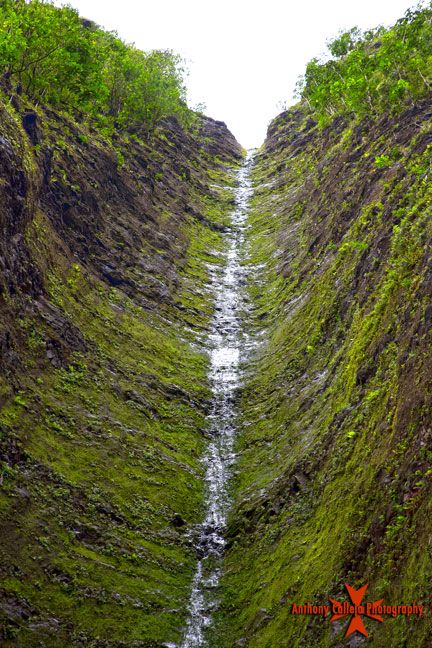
left=298, top=1, right=432, bottom=124
left=0, top=0, right=191, bottom=134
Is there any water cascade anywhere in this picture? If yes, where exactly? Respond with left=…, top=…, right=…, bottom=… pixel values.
left=181, top=154, right=254, bottom=647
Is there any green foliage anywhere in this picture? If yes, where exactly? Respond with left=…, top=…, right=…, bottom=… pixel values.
left=0, top=0, right=190, bottom=132
left=13, top=391, right=27, bottom=406
left=339, top=239, right=368, bottom=253
left=327, top=27, right=362, bottom=58
left=299, top=2, right=432, bottom=124
left=375, top=154, right=392, bottom=168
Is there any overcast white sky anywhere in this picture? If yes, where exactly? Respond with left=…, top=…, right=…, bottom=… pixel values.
left=56, top=0, right=420, bottom=148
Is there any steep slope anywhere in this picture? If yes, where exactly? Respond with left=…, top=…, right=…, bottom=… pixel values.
left=219, top=101, right=432, bottom=646
left=0, top=94, right=242, bottom=646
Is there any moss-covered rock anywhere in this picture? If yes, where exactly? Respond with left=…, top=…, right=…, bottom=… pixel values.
left=0, top=95, right=242, bottom=646
left=218, top=101, right=432, bottom=647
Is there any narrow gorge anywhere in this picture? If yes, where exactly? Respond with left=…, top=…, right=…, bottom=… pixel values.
left=181, top=156, right=252, bottom=648
left=1, top=2, right=432, bottom=648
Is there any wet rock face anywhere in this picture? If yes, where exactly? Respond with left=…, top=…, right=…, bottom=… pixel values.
left=220, top=98, right=432, bottom=647
left=0, top=134, right=28, bottom=236
left=171, top=513, right=186, bottom=528
left=0, top=96, right=242, bottom=646
left=198, top=116, right=243, bottom=164
left=0, top=102, right=242, bottom=379
left=181, top=156, right=253, bottom=648
left=0, top=114, right=44, bottom=380
left=22, top=112, right=39, bottom=145
left=34, top=111, right=241, bottom=308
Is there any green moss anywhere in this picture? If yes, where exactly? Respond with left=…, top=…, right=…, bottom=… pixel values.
left=0, top=101, right=241, bottom=645
left=218, top=105, right=432, bottom=646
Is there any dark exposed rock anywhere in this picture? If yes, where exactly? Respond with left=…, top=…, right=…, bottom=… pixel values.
left=22, top=111, right=39, bottom=145
left=41, top=145, right=53, bottom=185
left=171, top=513, right=186, bottom=528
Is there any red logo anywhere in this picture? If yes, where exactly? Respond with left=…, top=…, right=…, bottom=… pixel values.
left=330, top=583, right=383, bottom=637
left=290, top=583, right=423, bottom=639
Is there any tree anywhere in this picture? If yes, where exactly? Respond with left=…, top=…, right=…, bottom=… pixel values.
left=327, top=27, right=362, bottom=58
left=0, top=0, right=192, bottom=133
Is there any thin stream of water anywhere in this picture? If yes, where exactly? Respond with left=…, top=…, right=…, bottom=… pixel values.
left=180, top=154, right=254, bottom=647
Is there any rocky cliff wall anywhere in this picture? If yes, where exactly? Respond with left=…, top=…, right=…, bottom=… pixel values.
left=219, top=100, right=432, bottom=647
left=0, top=96, right=241, bottom=646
